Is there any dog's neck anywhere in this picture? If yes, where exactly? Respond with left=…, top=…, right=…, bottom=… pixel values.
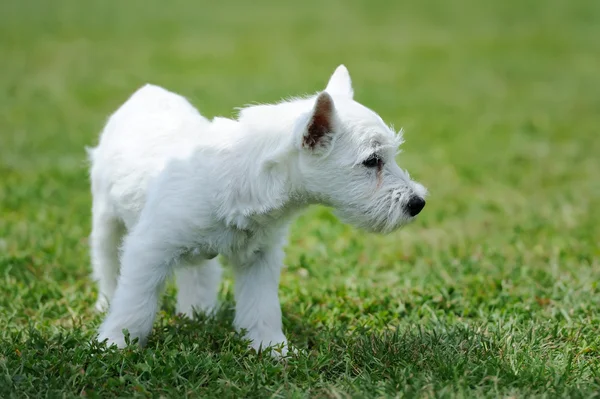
left=215, top=99, right=317, bottom=230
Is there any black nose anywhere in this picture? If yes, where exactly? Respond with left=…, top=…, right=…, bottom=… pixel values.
left=406, top=196, right=425, bottom=217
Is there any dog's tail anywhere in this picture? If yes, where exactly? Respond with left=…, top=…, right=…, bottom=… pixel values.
left=85, top=146, right=97, bottom=165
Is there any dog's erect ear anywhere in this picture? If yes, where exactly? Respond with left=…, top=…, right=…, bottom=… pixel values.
left=325, top=65, right=354, bottom=99
left=302, top=92, right=336, bottom=150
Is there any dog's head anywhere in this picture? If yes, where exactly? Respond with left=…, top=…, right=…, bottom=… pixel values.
left=294, top=65, right=427, bottom=234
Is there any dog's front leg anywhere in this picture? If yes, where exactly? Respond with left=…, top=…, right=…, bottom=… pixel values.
left=97, top=227, right=174, bottom=348
left=232, top=246, right=288, bottom=357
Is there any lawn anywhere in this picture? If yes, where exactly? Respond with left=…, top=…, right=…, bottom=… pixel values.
left=1, top=0, right=599, bottom=397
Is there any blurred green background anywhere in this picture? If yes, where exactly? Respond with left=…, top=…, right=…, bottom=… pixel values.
left=1, top=0, right=599, bottom=397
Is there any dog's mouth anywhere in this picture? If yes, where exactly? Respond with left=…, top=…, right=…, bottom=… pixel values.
left=333, top=204, right=415, bottom=235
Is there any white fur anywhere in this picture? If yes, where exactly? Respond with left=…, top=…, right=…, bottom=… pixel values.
left=89, top=65, right=427, bottom=355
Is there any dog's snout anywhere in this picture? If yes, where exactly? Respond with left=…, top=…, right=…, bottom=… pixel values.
left=406, top=196, right=425, bottom=217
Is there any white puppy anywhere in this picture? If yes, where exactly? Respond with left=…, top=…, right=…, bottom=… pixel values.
left=89, top=65, right=427, bottom=355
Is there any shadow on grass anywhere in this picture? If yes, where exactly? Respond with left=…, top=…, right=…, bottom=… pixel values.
left=2, top=303, right=595, bottom=397
left=157, top=302, right=590, bottom=396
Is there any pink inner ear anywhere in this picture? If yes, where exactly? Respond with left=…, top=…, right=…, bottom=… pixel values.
left=303, top=93, right=334, bottom=149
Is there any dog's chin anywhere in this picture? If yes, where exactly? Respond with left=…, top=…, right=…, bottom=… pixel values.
left=334, top=209, right=414, bottom=235
left=370, top=216, right=414, bottom=235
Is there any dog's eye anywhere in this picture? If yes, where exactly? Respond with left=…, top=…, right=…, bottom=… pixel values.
left=362, top=154, right=382, bottom=168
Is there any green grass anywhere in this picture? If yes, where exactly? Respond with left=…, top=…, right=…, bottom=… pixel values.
left=1, top=0, right=599, bottom=397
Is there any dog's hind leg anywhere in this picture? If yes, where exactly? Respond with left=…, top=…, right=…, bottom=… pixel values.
left=90, top=199, right=125, bottom=313
left=175, top=257, right=223, bottom=318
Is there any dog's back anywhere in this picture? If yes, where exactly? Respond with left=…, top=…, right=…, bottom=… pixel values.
left=89, top=84, right=209, bottom=228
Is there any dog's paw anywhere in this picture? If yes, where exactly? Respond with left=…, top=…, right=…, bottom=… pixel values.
left=97, top=323, right=132, bottom=349
left=97, top=331, right=127, bottom=349
left=253, top=341, right=304, bottom=361
left=259, top=341, right=289, bottom=359
left=246, top=331, right=292, bottom=359
left=176, top=301, right=219, bottom=320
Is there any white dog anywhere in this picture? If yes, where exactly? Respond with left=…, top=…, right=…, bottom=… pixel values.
left=89, top=65, right=427, bottom=355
